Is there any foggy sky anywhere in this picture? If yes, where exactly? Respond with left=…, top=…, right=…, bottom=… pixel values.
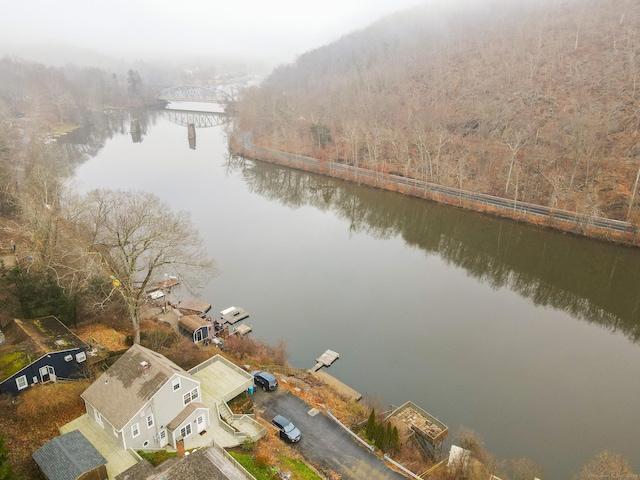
left=1, top=0, right=427, bottom=67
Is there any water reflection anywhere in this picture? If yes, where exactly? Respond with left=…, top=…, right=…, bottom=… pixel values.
left=228, top=155, right=640, bottom=343
left=188, top=123, right=196, bottom=150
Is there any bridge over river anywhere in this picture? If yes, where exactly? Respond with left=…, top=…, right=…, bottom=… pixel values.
left=157, top=85, right=236, bottom=104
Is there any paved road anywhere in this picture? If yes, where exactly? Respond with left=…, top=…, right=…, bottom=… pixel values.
left=253, top=389, right=407, bottom=480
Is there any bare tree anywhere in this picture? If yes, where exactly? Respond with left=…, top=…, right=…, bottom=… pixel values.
left=574, top=450, right=635, bottom=480
left=79, top=189, right=215, bottom=344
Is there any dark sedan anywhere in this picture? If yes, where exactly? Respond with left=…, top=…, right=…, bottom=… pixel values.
left=272, top=414, right=301, bottom=443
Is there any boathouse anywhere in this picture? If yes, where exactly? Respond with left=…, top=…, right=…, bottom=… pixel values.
left=178, top=315, right=212, bottom=343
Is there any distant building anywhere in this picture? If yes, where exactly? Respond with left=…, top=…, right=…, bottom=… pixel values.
left=0, top=316, right=88, bottom=396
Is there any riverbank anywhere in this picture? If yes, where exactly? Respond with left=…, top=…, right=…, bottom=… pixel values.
left=230, top=133, right=639, bottom=247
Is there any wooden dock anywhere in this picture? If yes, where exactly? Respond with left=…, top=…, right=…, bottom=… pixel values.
left=233, top=324, right=252, bottom=337
left=309, top=349, right=340, bottom=372
left=220, top=306, right=250, bottom=324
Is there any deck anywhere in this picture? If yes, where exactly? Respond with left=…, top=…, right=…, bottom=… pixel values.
left=309, top=349, right=340, bottom=372
left=220, top=306, right=250, bottom=324
left=387, top=401, right=448, bottom=445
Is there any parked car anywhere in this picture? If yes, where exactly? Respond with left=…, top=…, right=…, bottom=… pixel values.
left=272, top=415, right=301, bottom=443
left=252, top=371, right=278, bottom=391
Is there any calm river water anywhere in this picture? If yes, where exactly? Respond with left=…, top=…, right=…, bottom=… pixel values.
left=68, top=106, right=640, bottom=477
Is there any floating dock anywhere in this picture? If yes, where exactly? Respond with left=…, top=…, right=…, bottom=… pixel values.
left=220, top=306, right=250, bottom=324
left=233, top=324, right=252, bottom=337
left=309, top=349, right=340, bottom=372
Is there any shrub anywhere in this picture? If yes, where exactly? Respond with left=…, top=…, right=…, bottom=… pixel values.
left=241, top=438, right=255, bottom=451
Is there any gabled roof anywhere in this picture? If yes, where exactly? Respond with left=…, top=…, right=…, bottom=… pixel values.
left=115, top=449, right=227, bottom=480
left=179, top=315, right=210, bottom=334
left=32, top=429, right=106, bottom=480
left=0, top=316, right=87, bottom=383
left=81, top=344, right=196, bottom=430
left=167, top=401, right=208, bottom=431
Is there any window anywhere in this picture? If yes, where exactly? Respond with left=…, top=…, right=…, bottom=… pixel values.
left=64, top=354, right=73, bottom=362
left=183, top=387, right=199, bottom=406
left=131, top=423, right=140, bottom=438
left=95, top=410, right=104, bottom=427
left=146, top=414, right=154, bottom=428
left=16, top=375, right=28, bottom=391
left=172, top=377, right=181, bottom=391
left=76, top=351, right=86, bottom=363
left=180, top=423, right=192, bottom=439
left=142, top=440, right=150, bottom=447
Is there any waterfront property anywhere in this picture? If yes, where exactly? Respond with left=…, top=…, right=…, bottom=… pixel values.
left=81, top=344, right=211, bottom=452
left=0, top=316, right=88, bottom=396
left=62, top=345, right=264, bottom=478
left=178, top=314, right=214, bottom=343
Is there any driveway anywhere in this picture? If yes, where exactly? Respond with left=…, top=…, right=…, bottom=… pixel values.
left=254, top=389, right=407, bottom=480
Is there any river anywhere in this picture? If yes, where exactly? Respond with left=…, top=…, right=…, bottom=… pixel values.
left=67, top=105, right=640, bottom=477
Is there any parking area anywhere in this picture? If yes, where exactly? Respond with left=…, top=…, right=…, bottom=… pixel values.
left=252, top=388, right=407, bottom=480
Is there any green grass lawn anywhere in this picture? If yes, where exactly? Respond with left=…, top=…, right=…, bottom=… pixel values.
left=229, top=451, right=322, bottom=480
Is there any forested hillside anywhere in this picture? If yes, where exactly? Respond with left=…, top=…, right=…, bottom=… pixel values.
left=236, top=0, right=640, bottom=237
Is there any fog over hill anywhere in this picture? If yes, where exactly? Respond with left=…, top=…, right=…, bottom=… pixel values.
left=238, top=0, right=640, bottom=238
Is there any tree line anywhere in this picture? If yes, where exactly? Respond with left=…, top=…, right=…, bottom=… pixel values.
left=0, top=57, right=214, bottom=343
left=235, top=0, right=640, bottom=234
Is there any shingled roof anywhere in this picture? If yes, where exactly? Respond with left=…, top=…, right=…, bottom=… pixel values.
left=0, top=316, right=88, bottom=383
left=32, top=430, right=106, bottom=480
left=116, top=449, right=228, bottom=480
left=81, top=344, right=195, bottom=430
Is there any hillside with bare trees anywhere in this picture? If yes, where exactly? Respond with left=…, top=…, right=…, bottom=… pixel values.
left=235, top=0, right=640, bottom=243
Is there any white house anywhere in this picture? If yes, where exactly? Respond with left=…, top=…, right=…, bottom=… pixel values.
left=81, top=344, right=210, bottom=450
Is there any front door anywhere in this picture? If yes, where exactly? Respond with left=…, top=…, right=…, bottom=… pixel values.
left=39, top=366, right=56, bottom=383
left=159, top=429, right=168, bottom=447
left=196, top=414, right=206, bottom=433
left=195, top=329, right=203, bottom=343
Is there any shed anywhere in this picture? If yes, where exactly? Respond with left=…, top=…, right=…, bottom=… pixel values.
left=32, top=429, right=107, bottom=480
left=178, top=315, right=212, bottom=343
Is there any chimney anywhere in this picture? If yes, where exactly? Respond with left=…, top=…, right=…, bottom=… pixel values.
left=140, top=361, right=149, bottom=378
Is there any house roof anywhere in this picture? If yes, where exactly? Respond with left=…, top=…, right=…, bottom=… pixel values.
left=179, top=315, right=210, bottom=334
left=32, top=429, right=106, bottom=480
left=0, top=316, right=87, bottom=383
left=166, top=402, right=208, bottom=431
left=115, top=449, right=228, bottom=480
left=81, top=344, right=195, bottom=430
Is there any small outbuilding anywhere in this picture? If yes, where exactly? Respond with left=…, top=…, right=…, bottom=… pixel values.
left=32, top=429, right=107, bottom=480
left=178, top=315, right=213, bottom=343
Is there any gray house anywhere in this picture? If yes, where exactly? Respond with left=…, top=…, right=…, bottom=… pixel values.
left=32, top=429, right=107, bottom=480
left=81, top=344, right=211, bottom=451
